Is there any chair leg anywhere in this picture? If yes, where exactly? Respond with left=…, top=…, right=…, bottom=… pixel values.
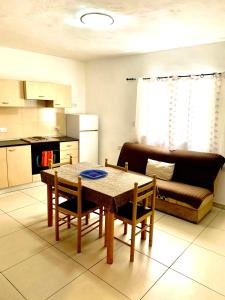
left=85, top=214, right=89, bottom=225
left=55, top=209, right=59, bottom=241
left=104, top=211, right=108, bottom=247
left=141, top=219, right=146, bottom=240
left=77, top=217, right=82, bottom=253
left=123, top=222, right=127, bottom=235
left=67, top=215, right=71, bottom=229
left=99, top=207, right=103, bottom=238
left=149, top=215, right=154, bottom=246
left=130, top=223, right=136, bottom=262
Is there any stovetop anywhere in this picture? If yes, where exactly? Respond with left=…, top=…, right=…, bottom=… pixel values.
left=22, top=136, right=59, bottom=143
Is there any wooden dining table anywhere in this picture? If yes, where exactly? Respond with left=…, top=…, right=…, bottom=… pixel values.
left=40, top=162, right=152, bottom=264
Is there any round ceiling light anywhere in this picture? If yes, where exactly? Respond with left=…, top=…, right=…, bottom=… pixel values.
left=80, top=12, right=114, bottom=28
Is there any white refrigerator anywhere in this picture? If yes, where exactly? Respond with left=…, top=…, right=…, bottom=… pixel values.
left=66, top=114, right=99, bottom=163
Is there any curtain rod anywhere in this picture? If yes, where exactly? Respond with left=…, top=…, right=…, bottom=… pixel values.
left=126, top=72, right=221, bottom=81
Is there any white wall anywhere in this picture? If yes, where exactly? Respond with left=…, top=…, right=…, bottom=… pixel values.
left=0, top=46, right=86, bottom=112
left=85, top=41, right=225, bottom=205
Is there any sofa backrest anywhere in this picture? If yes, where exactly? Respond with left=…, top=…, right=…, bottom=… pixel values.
left=117, top=142, right=225, bottom=191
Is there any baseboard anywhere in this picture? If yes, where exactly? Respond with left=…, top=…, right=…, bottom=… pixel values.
left=213, top=202, right=225, bottom=210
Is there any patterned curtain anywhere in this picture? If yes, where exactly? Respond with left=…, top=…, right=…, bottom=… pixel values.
left=135, top=73, right=225, bottom=156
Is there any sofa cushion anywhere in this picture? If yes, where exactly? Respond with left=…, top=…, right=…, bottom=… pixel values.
left=146, top=158, right=175, bottom=180
left=156, top=179, right=212, bottom=209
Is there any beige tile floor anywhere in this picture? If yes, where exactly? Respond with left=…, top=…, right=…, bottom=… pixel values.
left=0, top=183, right=225, bottom=300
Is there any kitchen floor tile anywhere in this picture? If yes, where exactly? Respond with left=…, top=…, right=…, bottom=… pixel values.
left=0, top=191, right=39, bottom=212
left=114, top=221, right=190, bottom=266
left=0, top=273, right=25, bottom=300
left=0, top=214, right=24, bottom=238
left=194, top=226, right=225, bottom=256
left=135, top=228, right=190, bottom=266
left=28, top=219, right=76, bottom=245
left=21, top=185, right=47, bottom=203
left=154, top=210, right=166, bottom=222
left=172, top=244, right=225, bottom=296
left=155, top=208, right=219, bottom=242
left=142, top=269, right=225, bottom=300
left=54, top=228, right=122, bottom=269
left=0, top=228, right=49, bottom=271
left=90, top=245, right=167, bottom=300
left=3, top=247, right=86, bottom=300
left=48, top=271, right=128, bottom=300
left=208, top=210, right=225, bottom=231
left=8, top=202, right=47, bottom=226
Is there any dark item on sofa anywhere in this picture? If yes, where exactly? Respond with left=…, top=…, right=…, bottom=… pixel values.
left=117, top=142, right=225, bottom=223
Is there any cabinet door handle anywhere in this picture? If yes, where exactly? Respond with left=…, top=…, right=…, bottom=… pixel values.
left=8, top=149, right=16, bottom=152
left=2, top=101, right=9, bottom=104
left=55, top=103, right=60, bottom=106
left=66, top=145, right=72, bottom=148
left=38, top=95, right=44, bottom=98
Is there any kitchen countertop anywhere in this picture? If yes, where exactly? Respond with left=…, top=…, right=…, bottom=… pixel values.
left=53, top=136, right=78, bottom=142
left=0, top=136, right=78, bottom=147
left=0, top=139, right=30, bottom=148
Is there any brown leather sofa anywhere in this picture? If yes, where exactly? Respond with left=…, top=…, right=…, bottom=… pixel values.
left=117, top=142, right=225, bottom=223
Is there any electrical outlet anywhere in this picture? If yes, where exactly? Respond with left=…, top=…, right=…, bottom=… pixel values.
left=0, top=128, right=7, bottom=133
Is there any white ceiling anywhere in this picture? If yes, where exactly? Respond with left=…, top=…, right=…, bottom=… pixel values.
left=1, top=0, right=225, bottom=61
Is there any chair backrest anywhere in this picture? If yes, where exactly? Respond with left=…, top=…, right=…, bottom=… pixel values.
left=105, top=158, right=128, bottom=172
left=132, top=175, right=156, bottom=220
left=49, top=155, right=73, bottom=169
left=54, top=171, right=82, bottom=214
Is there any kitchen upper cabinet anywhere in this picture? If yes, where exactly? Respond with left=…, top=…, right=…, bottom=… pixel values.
left=53, top=84, right=72, bottom=108
left=0, top=148, right=8, bottom=189
left=24, top=81, right=55, bottom=100
left=0, top=79, right=25, bottom=107
left=24, top=81, right=72, bottom=108
left=7, top=145, right=32, bottom=187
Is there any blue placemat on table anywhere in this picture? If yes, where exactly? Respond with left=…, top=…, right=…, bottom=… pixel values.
left=80, top=169, right=108, bottom=179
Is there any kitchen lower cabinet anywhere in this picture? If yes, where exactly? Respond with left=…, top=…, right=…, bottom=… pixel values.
left=7, top=145, right=32, bottom=187
left=0, top=148, right=8, bottom=188
left=60, top=141, right=78, bottom=164
left=0, top=79, right=25, bottom=107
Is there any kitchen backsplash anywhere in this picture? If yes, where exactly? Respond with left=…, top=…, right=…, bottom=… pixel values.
left=0, top=106, right=66, bottom=140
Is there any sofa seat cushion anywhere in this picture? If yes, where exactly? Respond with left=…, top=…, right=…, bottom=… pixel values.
left=156, top=179, right=212, bottom=209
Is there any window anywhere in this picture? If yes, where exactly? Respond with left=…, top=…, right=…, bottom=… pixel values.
left=135, top=74, right=225, bottom=156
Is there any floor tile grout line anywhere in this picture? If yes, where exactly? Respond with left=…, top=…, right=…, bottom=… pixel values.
left=2, top=243, right=52, bottom=273
left=44, top=269, right=89, bottom=300
left=139, top=267, right=169, bottom=300
left=1, top=272, right=28, bottom=300
left=0, top=182, right=44, bottom=196
left=88, top=267, right=132, bottom=300
left=169, top=268, right=225, bottom=298
left=23, top=223, right=91, bottom=272
left=0, top=199, right=41, bottom=214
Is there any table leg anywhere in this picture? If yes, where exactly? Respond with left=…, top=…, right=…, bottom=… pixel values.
left=106, top=210, right=114, bottom=264
left=47, top=184, right=53, bottom=227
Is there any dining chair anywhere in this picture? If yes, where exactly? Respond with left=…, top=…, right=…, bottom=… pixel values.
left=114, top=176, right=156, bottom=262
left=48, top=155, right=73, bottom=204
left=49, top=156, right=89, bottom=225
left=105, top=158, right=128, bottom=172
left=48, top=156, right=72, bottom=169
left=54, top=171, right=103, bottom=253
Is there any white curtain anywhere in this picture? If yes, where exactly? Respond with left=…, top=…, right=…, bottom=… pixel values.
left=135, top=74, right=225, bottom=156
